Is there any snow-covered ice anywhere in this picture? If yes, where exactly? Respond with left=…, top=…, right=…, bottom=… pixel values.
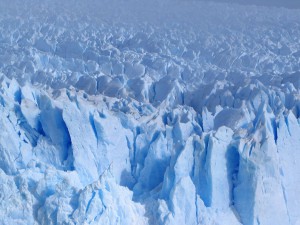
left=0, top=0, right=300, bottom=224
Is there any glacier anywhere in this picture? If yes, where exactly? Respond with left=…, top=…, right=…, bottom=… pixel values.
left=0, top=0, right=300, bottom=224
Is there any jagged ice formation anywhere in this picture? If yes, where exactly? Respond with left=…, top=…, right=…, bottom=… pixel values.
left=0, top=0, right=300, bottom=224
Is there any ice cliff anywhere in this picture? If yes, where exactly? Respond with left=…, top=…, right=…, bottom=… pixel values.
left=0, top=0, right=300, bottom=224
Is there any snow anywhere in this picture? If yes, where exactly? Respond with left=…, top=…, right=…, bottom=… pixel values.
left=0, top=0, right=300, bottom=224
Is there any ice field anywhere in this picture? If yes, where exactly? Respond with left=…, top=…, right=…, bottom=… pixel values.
left=0, top=0, right=300, bottom=224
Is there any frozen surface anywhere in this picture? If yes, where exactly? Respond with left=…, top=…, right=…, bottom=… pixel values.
left=0, top=0, right=300, bottom=224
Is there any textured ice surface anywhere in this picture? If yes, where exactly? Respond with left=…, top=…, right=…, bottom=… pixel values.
left=0, top=0, right=300, bottom=225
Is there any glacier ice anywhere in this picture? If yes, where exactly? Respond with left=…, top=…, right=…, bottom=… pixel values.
left=0, top=0, right=300, bottom=224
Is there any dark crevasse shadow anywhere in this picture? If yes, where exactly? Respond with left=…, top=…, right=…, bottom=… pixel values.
left=225, top=146, right=240, bottom=207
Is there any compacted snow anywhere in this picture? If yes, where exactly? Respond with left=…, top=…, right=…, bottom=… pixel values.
left=0, top=0, right=300, bottom=224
